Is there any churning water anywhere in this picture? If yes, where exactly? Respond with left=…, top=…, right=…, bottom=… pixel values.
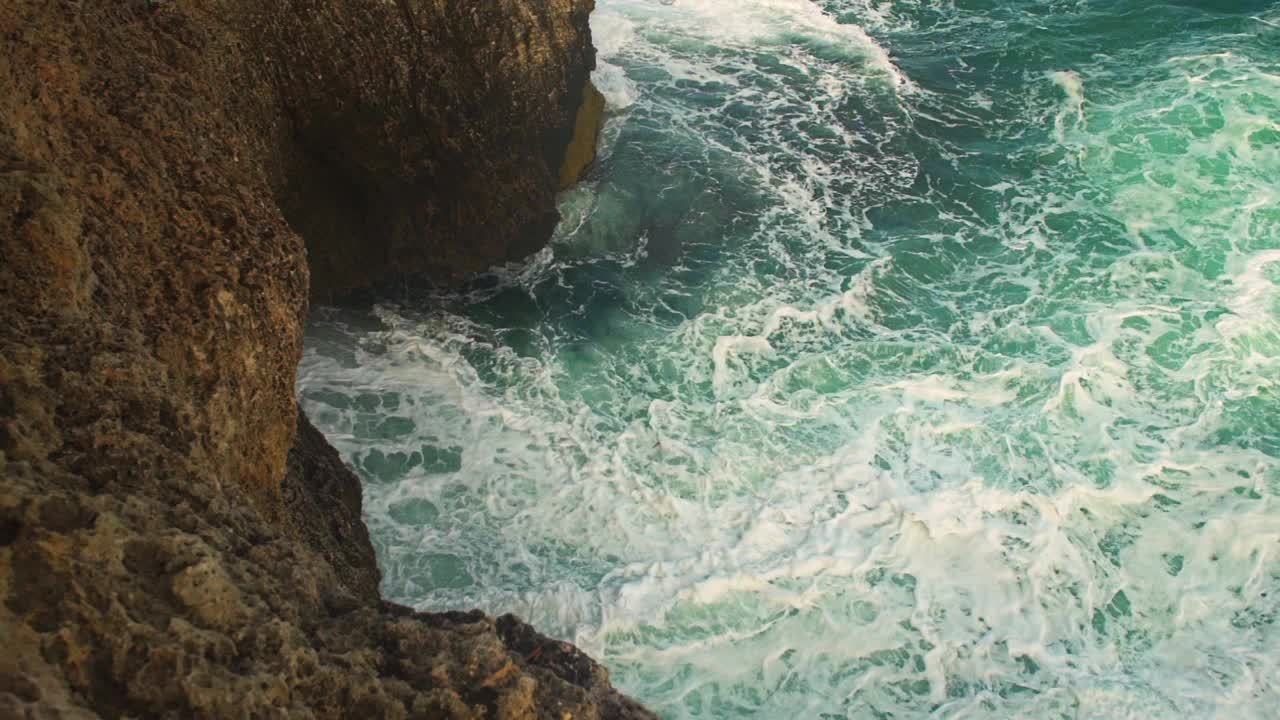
left=299, top=1, right=1280, bottom=716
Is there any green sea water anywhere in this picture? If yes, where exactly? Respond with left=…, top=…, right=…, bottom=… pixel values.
left=299, top=1, right=1280, bottom=716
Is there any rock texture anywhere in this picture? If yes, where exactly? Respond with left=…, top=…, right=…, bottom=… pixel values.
left=559, top=82, right=607, bottom=190
left=247, top=0, right=604, bottom=297
left=0, top=0, right=646, bottom=717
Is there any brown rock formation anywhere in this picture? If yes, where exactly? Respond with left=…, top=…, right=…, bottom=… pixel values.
left=559, top=81, right=608, bottom=190
left=0, top=0, right=647, bottom=717
left=247, top=0, right=604, bottom=297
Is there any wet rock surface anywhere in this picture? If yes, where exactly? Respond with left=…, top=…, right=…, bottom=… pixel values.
left=0, top=0, right=648, bottom=717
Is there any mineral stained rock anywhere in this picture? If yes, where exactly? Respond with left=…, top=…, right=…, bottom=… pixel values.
left=559, top=81, right=608, bottom=190
left=0, top=0, right=647, bottom=717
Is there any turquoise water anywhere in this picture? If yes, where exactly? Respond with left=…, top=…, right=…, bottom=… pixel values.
left=299, top=1, right=1280, bottom=717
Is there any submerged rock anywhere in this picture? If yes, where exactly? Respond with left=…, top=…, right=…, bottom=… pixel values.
left=0, top=0, right=650, bottom=717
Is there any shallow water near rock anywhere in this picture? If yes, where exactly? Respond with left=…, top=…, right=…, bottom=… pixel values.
left=299, top=1, right=1280, bottom=717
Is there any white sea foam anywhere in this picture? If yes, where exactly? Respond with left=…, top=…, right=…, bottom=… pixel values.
left=300, top=1, right=1280, bottom=717
left=595, top=0, right=909, bottom=90
left=1049, top=70, right=1086, bottom=147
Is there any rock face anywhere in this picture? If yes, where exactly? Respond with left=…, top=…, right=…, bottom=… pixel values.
left=559, top=82, right=608, bottom=190
left=248, top=0, right=603, bottom=297
left=0, top=0, right=645, bottom=718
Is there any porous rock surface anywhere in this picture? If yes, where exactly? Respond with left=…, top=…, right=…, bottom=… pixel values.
left=257, top=0, right=604, bottom=296
left=0, top=0, right=646, bottom=717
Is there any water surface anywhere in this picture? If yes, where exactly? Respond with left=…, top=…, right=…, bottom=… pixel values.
left=300, top=1, right=1280, bottom=716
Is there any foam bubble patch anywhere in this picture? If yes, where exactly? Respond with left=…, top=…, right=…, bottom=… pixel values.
left=301, top=1, right=1280, bottom=716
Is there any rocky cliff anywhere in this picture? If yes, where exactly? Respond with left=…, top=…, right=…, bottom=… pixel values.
left=0, top=0, right=643, bottom=717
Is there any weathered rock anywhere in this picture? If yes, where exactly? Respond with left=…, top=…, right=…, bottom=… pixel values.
left=560, top=81, right=608, bottom=189
left=0, top=0, right=651, bottom=717
left=242, top=0, right=602, bottom=297
left=282, top=408, right=382, bottom=603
